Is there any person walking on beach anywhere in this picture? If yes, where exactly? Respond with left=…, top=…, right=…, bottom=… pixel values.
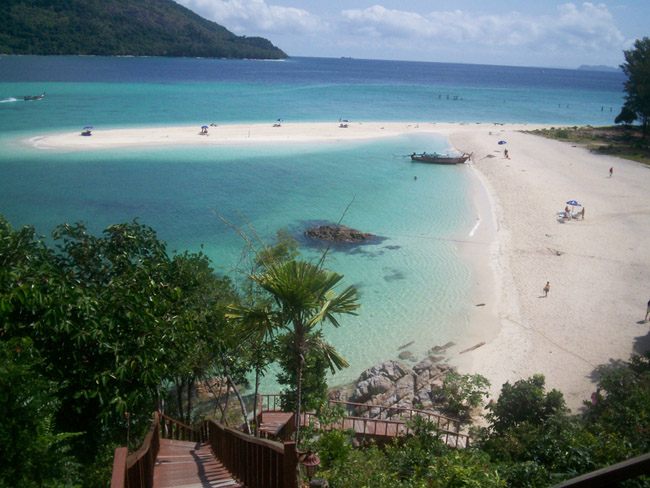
left=504, top=148, right=509, bottom=159
left=609, top=167, right=613, bottom=177
left=645, top=300, right=650, bottom=322
left=543, top=281, right=550, bottom=297
left=581, top=207, right=585, bottom=220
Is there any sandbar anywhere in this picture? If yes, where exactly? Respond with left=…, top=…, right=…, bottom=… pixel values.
left=29, top=121, right=544, bottom=150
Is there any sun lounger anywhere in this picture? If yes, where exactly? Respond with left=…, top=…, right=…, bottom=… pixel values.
left=556, top=211, right=569, bottom=223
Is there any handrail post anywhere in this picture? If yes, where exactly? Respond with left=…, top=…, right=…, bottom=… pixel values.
left=284, top=442, right=299, bottom=488
left=110, top=447, right=128, bottom=488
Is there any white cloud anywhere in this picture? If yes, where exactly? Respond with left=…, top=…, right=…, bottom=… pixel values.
left=340, top=3, right=624, bottom=54
left=176, top=0, right=327, bottom=35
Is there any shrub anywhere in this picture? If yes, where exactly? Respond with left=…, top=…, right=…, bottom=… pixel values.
left=435, top=372, right=490, bottom=424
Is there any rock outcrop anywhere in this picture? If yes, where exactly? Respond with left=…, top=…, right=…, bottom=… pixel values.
left=305, top=224, right=375, bottom=243
left=340, top=357, right=455, bottom=415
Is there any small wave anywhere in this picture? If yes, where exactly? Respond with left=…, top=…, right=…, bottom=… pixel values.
left=0, top=97, right=18, bottom=103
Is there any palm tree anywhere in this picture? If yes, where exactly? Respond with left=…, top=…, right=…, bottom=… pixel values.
left=243, top=259, right=360, bottom=443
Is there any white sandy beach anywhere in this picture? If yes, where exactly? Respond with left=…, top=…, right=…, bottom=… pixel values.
left=31, top=121, right=650, bottom=412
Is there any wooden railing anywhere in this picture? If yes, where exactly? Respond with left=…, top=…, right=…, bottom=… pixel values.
left=549, top=452, right=650, bottom=487
left=207, top=419, right=298, bottom=488
left=159, top=413, right=205, bottom=442
left=110, top=412, right=161, bottom=488
left=337, top=399, right=469, bottom=447
left=259, top=394, right=470, bottom=447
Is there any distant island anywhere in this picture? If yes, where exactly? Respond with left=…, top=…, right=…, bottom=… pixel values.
left=577, top=64, right=621, bottom=72
left=0, top=0, right=287, bottom=59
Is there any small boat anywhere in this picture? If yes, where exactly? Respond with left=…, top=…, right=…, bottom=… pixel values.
left=24, top=92, right=45, bottom=101
left=410, top=152, right=470, bottom=164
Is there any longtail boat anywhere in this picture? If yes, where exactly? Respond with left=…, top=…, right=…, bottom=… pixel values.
left=410, top=152, right=470, bottom=164
left=24, top=92, right=45, bottom=101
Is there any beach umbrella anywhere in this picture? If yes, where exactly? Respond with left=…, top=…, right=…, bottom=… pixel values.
left=84, top=126, right=94, bottom=130
left=498, top=140, right=507, bottom=145
left=201, top=125, right=208, bottom=129
left=566, top=200, right=581, bottom=207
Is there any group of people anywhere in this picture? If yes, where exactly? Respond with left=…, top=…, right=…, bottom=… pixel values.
left=563, top=205, right=585, bottom=220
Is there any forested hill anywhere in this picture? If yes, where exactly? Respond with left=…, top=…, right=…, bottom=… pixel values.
left=0, top=0, right=288, bottom=59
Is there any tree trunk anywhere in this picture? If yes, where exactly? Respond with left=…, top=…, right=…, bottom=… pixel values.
left=175, top=378, right=185, bottom=422
left=254, top=369, right=260, bottom=437
left=221, top=383, right=232, bottom=425
left=221, top=354, right=251, bottom=435
left=294, top=346, right=305, bottom=444
left=186, top=374, right=194, bottom=426
left=207, top=378, right=227, bottom=421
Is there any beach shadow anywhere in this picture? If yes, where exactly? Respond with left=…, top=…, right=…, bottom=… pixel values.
left=633, top=328, right=650, bottom=356
left=538, top=295, right=548, bottom=299
left=579, top=358, right=629, bottom=415
left=636, top=320, right=648, bottom=325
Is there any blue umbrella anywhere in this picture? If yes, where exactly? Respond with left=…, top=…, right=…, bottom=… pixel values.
left=201, top=125, right=208, bottom=129
left=498, top=140, right=507, bottom=145
left=566, top=200, right=581, bottom=207
left=277, top=118, right=283, bottom=122
left=84, top=126, right=93, bottom=130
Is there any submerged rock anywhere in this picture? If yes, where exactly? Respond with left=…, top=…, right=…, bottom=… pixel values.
left=305, top=224, right=375, bottom=243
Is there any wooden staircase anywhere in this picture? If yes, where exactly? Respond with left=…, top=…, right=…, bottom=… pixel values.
left=154, top=438, right=241, bottom=488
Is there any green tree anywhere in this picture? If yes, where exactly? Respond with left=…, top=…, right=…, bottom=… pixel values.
left=275, top=331, right=329, bottom=414
left=620, top=37, right=650, bottom=136
left=434, top=372, right=490, bottom=424
left=484, top=374, right=568, bottom=435
left=0, top=338, right=80, bottom=487
left=0, top=215, right=241, bottom=479
left=475, top=375, right=580, bottom=487
left=249, top=259, right=360, bottom=442
left=586, top=352, right=650, bottom=453
left=615, top=105, right=638, bottom=125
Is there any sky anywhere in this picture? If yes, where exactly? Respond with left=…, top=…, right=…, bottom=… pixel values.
left=175, top=0, right=649, bottom=68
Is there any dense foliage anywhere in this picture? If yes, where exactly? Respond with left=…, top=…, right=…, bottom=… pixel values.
left=0, top=0, right=287, bottom=59
left=305, top=367, right=650, bottom=487
left=275, top=331, right=330, bottom=414
left=0, top=216, right=239, bottom=485
left=619, top=37, right=650, bottom=135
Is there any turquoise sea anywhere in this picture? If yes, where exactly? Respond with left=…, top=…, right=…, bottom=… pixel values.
left=0, top=56, right=626, bottom=389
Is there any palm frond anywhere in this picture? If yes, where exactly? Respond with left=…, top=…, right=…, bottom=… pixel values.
left=317, top=339, right=350, bottom=374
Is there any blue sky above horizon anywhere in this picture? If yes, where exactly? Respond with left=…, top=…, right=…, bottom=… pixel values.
left=175, top=0, right=648, bottom=68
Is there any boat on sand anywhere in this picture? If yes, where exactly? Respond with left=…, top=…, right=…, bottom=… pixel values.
left=410, top=152, right=470, bottom=164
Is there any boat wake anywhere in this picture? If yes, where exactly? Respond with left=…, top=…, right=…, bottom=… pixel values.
left=0, top=97, right=18, bottom=103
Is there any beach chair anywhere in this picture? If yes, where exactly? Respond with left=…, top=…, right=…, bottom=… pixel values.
left=556, top=211, right=569, bottom=223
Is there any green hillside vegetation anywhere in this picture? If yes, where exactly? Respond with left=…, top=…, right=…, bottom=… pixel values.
left=0, top=0, right=287, bottom=59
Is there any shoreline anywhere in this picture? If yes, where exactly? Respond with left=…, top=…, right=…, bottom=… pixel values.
left=444, top=126, right=650, bottom=411
left=25, top=121, right=650, bottom=412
